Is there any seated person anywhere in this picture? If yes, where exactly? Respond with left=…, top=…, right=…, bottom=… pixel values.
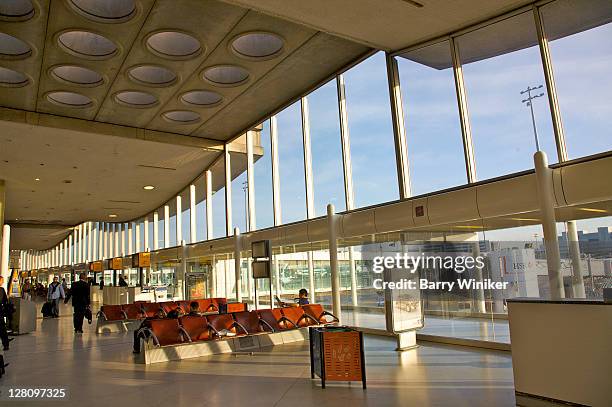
left=165, top=307, right=184, bottom=319
left=133, top=309, right=165, bottom=353
left=278, top=288, right=310, bottom=307
left=187, top=301, right=201, bottom=316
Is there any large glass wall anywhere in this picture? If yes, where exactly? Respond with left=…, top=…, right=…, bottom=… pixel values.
left=194, top=176, right=207, bottom=241
left=457, top=11, right=557, bottom=180
left=397, top=40, right=467, bottom=195
left=276, top=101, right=306, bottom=224
left=230, top=149, right=248, bottom=233
left=308, top=80, right=346, bottom=215
left=540, top=0, right=612, bottom=159
left=344, top=51, right=398, bottom=208
left=254, top=121, right=274, bottom=229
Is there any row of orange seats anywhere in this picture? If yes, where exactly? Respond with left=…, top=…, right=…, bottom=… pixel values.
left=98, top=298, right=234, bottom=321
left=140, top=304, right=338, bottom=346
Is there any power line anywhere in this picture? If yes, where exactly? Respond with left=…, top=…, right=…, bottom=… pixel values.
left=521, top=84, right=545, bottom=152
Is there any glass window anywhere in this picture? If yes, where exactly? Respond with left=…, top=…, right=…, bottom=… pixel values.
left=211, top=159, right=227, bottom=238
left=180, top=190, right=190, bottom=244
left=147, top=215, right=153, bottom=251
left=540, top=0, right=612, bottom=158
left=276, top=101, right=306, bottom=224
left=168, top=206, right=177, bottom=247
left=230, top=135, right=249, bottom=233
left=344, top=51, right=399, bottom=208
left=308, top=80, right=346, bottom=215
left=254, top=121, right=274, bottom=229
left=397, top=41, right=467, bottom=195
left=457, top=11, right=557, bottom=180
left=156, top=211, right=164, bottom=249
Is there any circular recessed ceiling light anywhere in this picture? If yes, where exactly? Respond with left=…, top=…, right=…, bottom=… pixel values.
left=114, top=90, right=158, bottom=108
left=50, top=65, right=103, bottom=87
left=202, top=65, right=249, bottom=87
left=0, top=0, right=35, bottom=21
left=47, top=91, right=93, bottom=108
left=162, top=110, right=200, bottom=124
left=128, top=65, right=176, bottom=86
left=180, top=90, right=222, bottom=107
left=231, top=32, right=284, bottom=59
left=108, top=214, right=117, bottom=218
left=143, top=185, right=155, bottom=190
left=70, top=0, right=136, bottom=23
left=0, top=66, right=29, bottom=87
left=0, top=32, right=32, bottom=58
left=58, top=30, right=117, bottom=59
left=146, top=31, right=201, bottom=59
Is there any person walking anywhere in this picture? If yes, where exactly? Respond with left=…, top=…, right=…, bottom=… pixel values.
left=21, top=279, right=32, bottom=301
left=0, top=276, right=13, bottom=350
left=47, top=276, right=65, bottom=318
left=65, top=273, right=90, bottom=334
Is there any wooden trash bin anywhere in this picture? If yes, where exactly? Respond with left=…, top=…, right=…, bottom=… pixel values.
left=309, top=326, right=366, bottom=389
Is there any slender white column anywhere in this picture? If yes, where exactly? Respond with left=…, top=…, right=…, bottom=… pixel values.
left=103, top=223, right=109, bottom=259
left=176, top=195, right=182, bottom=245
left=128, top=223, right=133, bottom=255
left=144, top=217, right=149, bottom=251
left=190, top=184, right=196, bottom=243
left=234, top=227, right=241, bottom=302
left=270, top=117, right=282, bottom=225
left=153, top=212, right=159, bottom=250
left=301, top=97, right=316, bottom=303
left=534, top=151, right=564, bottom=299
left=164, top=205, right=170, bottom=247
left=120, top=223, right=126, bottom=256
left=206, top=171, right=213, bottom=240
left=224, top=145, right=232, bottom=236
left=114, top=223, right=120, bottom=257
left=0, top=225, right=10, bottom=285
left=79, top=223, right=84, bottom=263
left=69, top=233, right=74, bottom=265
left=327, top=204, right=341, bottom=322
left=135, top=222, right=141, bottom=253
left=567, top=220, right=586, bottom=298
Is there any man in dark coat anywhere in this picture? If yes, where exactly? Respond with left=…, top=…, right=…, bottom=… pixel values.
left=65, top=273, right=90, bottom=334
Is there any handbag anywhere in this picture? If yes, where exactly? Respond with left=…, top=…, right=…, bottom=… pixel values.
left=85, top=306, right=93, bottom=324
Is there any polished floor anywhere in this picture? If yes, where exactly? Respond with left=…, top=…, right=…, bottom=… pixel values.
left=1, top=302, right=516, bottom=407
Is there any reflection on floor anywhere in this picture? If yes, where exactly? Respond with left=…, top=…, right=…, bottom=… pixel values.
left=341, top=309, right=510, bottom=343
left=2, top=301, right=516, bottom=407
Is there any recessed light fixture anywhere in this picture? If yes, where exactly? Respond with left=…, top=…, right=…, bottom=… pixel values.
left=69, top=0, right=136, bottom=23
left=202, top=65, right=249, bottom=87
left=46, top=91, right=93, bottom=108
left=108, top=214, right=117, bottom=218
left=58, top=30, right=117, bottom=59
left=34, top=177, right=40, bottom=181
left=0, top=66, right=29, bottom=87
left=50, top=65, right=103, bottom=87
left=143, top=185, right=155, bottom=190
left=0, top=0, right=35, bottom=21
left=231, top=32, right=284, bottom=60
left=146, top=31, right=201, bottom=59
left=0, top=32, right=32, bottom=58
left=114, top=90, right=158, bottom=108
left=162, top=110, right=201, bottom=124
left=128, top=65, right=176, bottom=87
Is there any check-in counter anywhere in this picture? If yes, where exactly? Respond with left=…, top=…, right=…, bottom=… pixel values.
left=9, top=298, right=36, bottom=334
left=102, top=286, right=129, bottom=305
left=507, top=298, right=611, bottom=407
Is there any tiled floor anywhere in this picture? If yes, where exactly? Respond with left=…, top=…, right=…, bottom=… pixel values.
left=1, top=302, right=516, bottom=407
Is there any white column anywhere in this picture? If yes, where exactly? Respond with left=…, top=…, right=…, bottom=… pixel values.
left=270, top=116, right=282, bottom=225
left=176, top=195, right=182, bottom=245
left=224, top=145, right=233, bottom=236
left=206, top=171, right=213, bottom=240
left=135, top=222, right=141, bottom=253
left=190, top=184, right=197, bottom=243
left=79, top=223, right=84, bottom=263
left=164, top=205, right=170, bottom=247
left=327, top=204, right=341, bottom=322
left=115, top=223, right=121, bottom=257
left=69, top=233, right=74, bottom=264
left=103, top=223, right=109, bottom=259
left=153, top=212, right=159, bottom=250
left=128, top=222, right=133, bottom=255
left=234, top=227, right=241, bottom=302
left=120, top=223, right=126, bottom=256
left=0, top=225, right=10, bottom=286
left=567, top=220, right=586, bottom=298
left=534, top=151, right=564, bottom=299
left=301, top=97, right=317, bottom=304
left=144, top=217, right=149, bottom=251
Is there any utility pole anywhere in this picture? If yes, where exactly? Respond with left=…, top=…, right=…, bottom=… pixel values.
left=521, top=85, right=545, bottom=152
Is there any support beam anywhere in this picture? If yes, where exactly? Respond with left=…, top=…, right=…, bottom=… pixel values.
left=224, top=144, right=233, bottom=236
left=301, top=96, right=316, bottom=303
left=190, top=184, right=197, bottom=243
left=327, top=204, right=341, bottom=323
left=176, top=195, right=182, bottom=245
left=534, top=151, right=564, bottom=299
left=164, top=205, right=170, bottom=248
left=135, top=222, right=141, bottom=253
left=566, top=220, right=586, bottom=298
left=144, top=217, right=149, bottom=251
left=128, top=222, right=133, bottom=255
left=450, top=37, right=477, bottom=183
left=206, top=170, right=213, bottom=240
left=386, top=53, right=411, bottom=199
left=153, top=212, right=159, bottom=250
left=270, top=116, right=282, bottom=226
left=246, top=131, right=256, bottom=232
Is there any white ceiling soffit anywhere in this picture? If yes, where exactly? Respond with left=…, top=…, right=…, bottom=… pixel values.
left=217, top=0, right=536, bottom=51
left=9, top=224, right=72, bottom=251
left=0, top=0, right=370, bottom=143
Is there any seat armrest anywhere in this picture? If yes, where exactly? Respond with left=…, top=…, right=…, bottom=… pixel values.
left=233, top=321, right=248, bottom=335
left=259, top=319, right=275, bottom=332
left=207, top=323, right=221, bottom=337
left=179, top=326, right=192, bottom=342
left=278, top=316, right=298, bottom=329
left=321, top=311, right=339, bottom=323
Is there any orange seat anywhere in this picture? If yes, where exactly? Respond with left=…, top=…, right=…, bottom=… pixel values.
left=147, top=319, right=188, bottom=346
left=160, top=302, right=179, bottom=314
left=301, top=304, right=339, bottom=324
left=177, top=300, right=192, bottom=313
left=210, top=297, right=227, bottom=311
left=281, top=306, right=318, bottom=328
left=99, top=305, right=126, bottom=321
left=179, top=316, right=211, bottom=342
left=233, top=311, right=271, bottom=334
left=227, top=302, right=247, bottom=313
left=206, top=314, right=244, bottom=337
left=195, top=299, right=216, bottom=312
left=256, top=308, right=297, bottom=332
left=141, top=302, right=162, bottom=318
left=122, top=303, right=144, bottom=320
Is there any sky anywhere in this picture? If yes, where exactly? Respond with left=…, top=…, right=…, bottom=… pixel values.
left=165, top=15, right=612, bottom=244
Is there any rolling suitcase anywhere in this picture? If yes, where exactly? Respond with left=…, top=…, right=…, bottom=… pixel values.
left=41, top=301, right=54, bottom=318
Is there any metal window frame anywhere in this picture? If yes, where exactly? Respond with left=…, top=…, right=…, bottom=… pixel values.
left=336, top=74, right=355, bottom=211
left=270, top=116, right=282, bottom=226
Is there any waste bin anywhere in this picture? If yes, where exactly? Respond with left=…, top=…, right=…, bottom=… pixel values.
left=309, top=326, right=366, bottom=389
